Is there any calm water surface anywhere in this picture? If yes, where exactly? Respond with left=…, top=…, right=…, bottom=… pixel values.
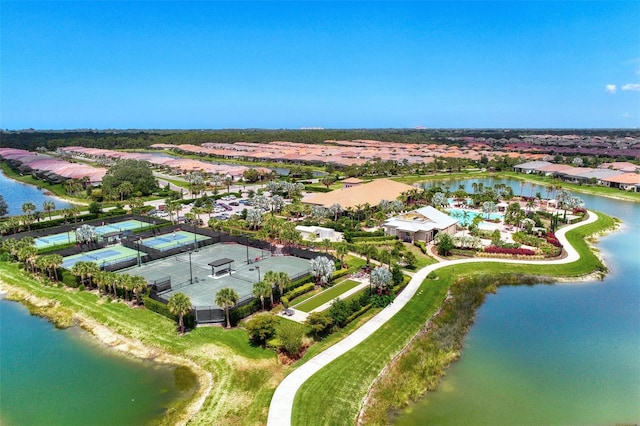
left=395, top=178, right=640, bottom=425
left=0, top=170, right=72, bottom=216
left=0, top=299, right=195, bottom=425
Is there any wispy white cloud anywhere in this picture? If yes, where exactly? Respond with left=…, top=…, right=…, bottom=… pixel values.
left=622, top=112, right=630, bottom=118
left=605, top=84, right=617, bottom=94
left=622, top=83, right=640, bottom=91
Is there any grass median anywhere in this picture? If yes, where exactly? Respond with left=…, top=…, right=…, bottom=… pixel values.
left=294, top=280, right=361, bottom=313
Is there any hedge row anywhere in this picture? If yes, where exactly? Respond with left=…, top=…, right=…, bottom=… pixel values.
left=345, top=303, right=372, bottom=324
left=413, top=241, right=427, bottom=254
left=332, top=268, right=350, bottom=281
left=284, top=282, right=315, bottom=301
left=350, top=236, right=398, bottom=243
left=142, top=294, right=195, bottom=329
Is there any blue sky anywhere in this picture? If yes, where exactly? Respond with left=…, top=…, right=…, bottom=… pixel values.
left=1, top=1, right=639, bottom=129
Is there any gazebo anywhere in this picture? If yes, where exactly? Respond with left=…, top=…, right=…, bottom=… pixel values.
left=208, top=258, right=234, bottom=278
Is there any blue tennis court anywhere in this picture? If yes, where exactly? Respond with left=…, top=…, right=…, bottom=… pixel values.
left=35, top=219, right=151, bottom=249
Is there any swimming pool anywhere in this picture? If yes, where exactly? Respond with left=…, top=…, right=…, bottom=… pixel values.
left=447, top=208, right=503, bottom=226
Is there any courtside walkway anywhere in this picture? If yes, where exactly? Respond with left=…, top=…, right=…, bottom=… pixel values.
left=283, top=278, right=371, bottom=323
left=267, top=211, right=599, bottom=426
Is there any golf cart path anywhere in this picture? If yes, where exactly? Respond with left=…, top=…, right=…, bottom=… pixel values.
left=267, top=211, right=599, bottom=426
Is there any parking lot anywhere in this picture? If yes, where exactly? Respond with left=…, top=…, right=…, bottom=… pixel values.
left=147, top=195, right=255, bottom=224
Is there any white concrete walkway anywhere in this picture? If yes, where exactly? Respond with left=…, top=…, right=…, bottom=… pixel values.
left=267, top=211, right=599, bottom=426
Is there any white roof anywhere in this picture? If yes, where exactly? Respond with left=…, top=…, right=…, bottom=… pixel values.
left=384, top=206, right=457, bottom=233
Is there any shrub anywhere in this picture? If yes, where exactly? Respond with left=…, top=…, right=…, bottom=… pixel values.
left=143, top=295, right=195, bottom=329
left=284, top=274, right=314, bottom=293
left=331, top=268, right=350, bottom=281
left=484, top=246, right=536, bottom=256
left=245, top=312, right=279, bottom=346
left=328, top=298, right=350, bottom=328
left=305, top=311, right=333, bottom=338
left=413, top=241, right=427, bottom=254
left=60, top=269, right=79, bottom=288
left=284, top=282, right=315, bottom=301
left=351, top=236, right=398, bottom=243
left=345, top=304, right=372, bottom=324
left=230, top=299, right=261, bottom=324
left=277, top=321, right=305, bottom=356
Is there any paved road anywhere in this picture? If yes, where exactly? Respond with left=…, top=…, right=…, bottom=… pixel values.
left=267, top=211, right=599, bottom=426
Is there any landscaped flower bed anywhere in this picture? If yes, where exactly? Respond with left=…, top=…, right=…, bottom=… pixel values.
left=484, top=246, right=536, bottom=256
left=544, top=232, right=562, bottom=247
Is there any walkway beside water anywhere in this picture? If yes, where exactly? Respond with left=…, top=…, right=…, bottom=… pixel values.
left=267, top=211, right=598, bottom=426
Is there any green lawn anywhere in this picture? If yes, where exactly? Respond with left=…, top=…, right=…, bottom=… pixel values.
left=294, top=280, right=361, bottom=312
left=501, top=171, right=640, bottom=203
left=291, top=211, right=616, bottom=425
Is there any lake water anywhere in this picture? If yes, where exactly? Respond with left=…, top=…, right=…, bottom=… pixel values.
left=394, top=178, right=640, bottom=425
left=0, top=299, right=194, bottom=425
left=0, top=170, right=73, bottom=216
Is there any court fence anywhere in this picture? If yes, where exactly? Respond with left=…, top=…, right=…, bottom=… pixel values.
left=2, top=214, right=167, bottom=245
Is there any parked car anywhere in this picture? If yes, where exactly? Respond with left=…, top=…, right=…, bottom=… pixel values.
left=229, top=201, right=240, bottom=206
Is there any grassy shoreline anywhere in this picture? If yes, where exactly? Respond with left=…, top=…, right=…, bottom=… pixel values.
left=291, top=211, right=616, bottom=425
left=0, top=262, right=282, bottom=425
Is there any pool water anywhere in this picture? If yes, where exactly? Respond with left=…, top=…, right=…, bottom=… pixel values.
left=446, top=208, right=503, bottom=226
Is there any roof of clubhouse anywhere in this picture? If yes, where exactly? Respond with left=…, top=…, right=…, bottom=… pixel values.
left=303, top=178, right=415, bottom=209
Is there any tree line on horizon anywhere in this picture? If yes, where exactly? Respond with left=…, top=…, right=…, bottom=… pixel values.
left=3, top=128, right=639, bottom=152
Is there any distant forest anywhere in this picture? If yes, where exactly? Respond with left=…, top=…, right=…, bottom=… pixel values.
left=1, top=128, right=638, bottom=152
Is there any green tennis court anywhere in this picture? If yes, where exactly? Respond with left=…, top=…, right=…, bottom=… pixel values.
left=140, top=231, right=209, bottom=252
left=62, top=246, right=143, bottom=270
left=118, top=242, right=311, bottom=308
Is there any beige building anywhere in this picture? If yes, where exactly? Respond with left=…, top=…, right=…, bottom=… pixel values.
left=383, top=206, right=458, bottom=243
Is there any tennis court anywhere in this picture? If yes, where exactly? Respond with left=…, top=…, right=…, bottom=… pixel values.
left=62, top=246, right=142, bottom=270
left=35, top=219, right=151, bottom=249
left=139, top=230, right=209, bottom=252
left=119, top=242, right=311, bottom=308
left=35, top=231, right=76, bottom=249
left=94, top=219, right=150, bottom=236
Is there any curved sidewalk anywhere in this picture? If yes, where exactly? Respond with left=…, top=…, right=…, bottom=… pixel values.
left=267, top=211, right=599, bottom=426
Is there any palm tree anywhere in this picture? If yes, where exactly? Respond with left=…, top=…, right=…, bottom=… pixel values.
left=252, top=280, right=272, bottom=311
left=215, top=288, right=239, bottom=329
left=17, top=244, right=38, bottom=273
left=43, top=254, right=63, bottom=281
left=328, top=203, right=343, bottom=221
left=94, top=270, right=109, bottom=295
left=310, top=256, right=335, bottom=288
left=334, top=243, right=349, bottom=268
left=168, top=293, right=193, bottom=334
left=246, top=209, right=263, bottom=230
left=130, top=275, right=147, bottom=305
left=275, top=272, right=291, bottom=301
left=370, top=266, right=392, bottom=294
left=120, top=274, right=133, bottom=301
left=223, top=176, right=234, bottom=194
left=71, top=261, right=89, bottom=288
left=21, top=202, right=36, bottom=231
left=262, top=270, right=278, bottom=306
left=43, top=201, right=56, bottom=221
left=482, top=201, right=497, bottom=219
